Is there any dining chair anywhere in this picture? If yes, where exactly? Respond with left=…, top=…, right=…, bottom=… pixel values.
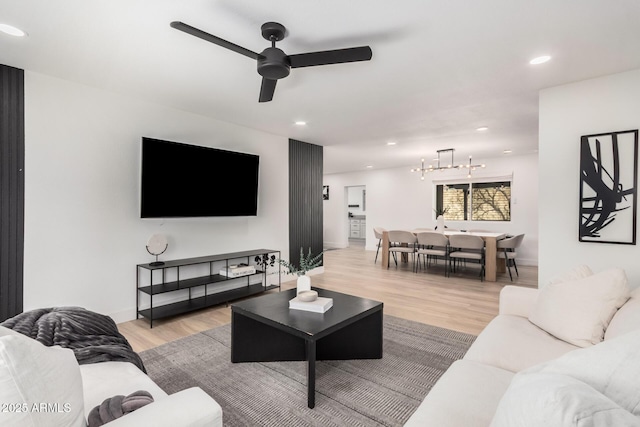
left=387, top=230, right=418, bottom=269
left=448, top=234, right=485, bottom=281
left=416, top=232, right=449, bottom=276
left=497, top=234, right=525, bottom=281
left=373, top=227, right=386, bottom=264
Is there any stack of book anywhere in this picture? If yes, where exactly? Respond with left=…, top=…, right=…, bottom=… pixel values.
left=289, top=296, right=333, bottom=313
left=219, top=264, right=256, bottom=278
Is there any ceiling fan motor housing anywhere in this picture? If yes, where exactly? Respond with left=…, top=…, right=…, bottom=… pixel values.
left=258, top=47, right=290, bottom=79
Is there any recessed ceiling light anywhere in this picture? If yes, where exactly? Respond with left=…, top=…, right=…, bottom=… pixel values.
left=366, top=165, right=373, bottom=168
left=476, top=126, right=489, bottom=131
left=0, top=24, right=26, bottom=37
left=529, top=55, right=551, bottom=65
left=294, top=121, right=307, bottom=126
left=386, top=141, right=397, bottom=146
left=503, top=149, right=512, bottom=154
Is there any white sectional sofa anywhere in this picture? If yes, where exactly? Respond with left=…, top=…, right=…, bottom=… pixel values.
left=0, top=325, right=223, bottom=427
left=405, top=266, right=640, bottom=426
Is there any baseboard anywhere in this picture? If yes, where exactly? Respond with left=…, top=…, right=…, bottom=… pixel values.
left=324, top=241, right=348, bottom=250
left=516, top=257, right=538, bottom=267
left=112, top=308, right=137, bottom=324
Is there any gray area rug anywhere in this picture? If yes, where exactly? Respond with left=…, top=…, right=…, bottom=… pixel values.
left=140, top=316, right=475, bottom=427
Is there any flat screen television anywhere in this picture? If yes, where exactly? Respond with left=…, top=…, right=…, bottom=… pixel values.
left=140, top=137, right=259, bottom=218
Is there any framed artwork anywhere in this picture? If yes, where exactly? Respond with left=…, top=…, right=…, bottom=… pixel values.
left=323, top=185, right=329, bottom=200
left=579, top=129, right=638, bottom=245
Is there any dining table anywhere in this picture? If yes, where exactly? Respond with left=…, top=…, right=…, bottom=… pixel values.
left=380, top=229, right=507, bottom=282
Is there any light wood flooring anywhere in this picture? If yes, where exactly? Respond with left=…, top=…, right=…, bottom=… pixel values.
left=119, top=244, right=537, bottom=352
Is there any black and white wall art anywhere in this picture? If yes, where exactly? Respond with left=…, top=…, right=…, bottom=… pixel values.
left=323, top=185, right=329, bottom=200
left=579, top=130, right=638, bottom=245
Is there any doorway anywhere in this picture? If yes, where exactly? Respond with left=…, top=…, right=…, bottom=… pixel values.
left=346, top=185, right=366, bottom=249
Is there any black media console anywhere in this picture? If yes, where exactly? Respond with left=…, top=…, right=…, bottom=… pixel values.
left=136, top=249, right=281, bottom=328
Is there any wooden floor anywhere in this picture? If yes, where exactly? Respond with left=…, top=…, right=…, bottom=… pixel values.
left=119, top=243, right=538, bottom=352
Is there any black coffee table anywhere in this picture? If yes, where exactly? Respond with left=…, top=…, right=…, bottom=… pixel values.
left=231, top=287, right=383, bottom=408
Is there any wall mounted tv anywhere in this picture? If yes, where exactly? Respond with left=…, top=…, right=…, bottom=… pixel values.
left=140, top=137, right=259, bottom=218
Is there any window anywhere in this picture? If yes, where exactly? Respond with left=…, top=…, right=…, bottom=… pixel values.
left=436, top=181, right=511, bottom=221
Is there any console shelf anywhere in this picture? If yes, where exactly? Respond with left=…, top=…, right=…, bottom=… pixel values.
left=136, top=249, right=281, bottom=328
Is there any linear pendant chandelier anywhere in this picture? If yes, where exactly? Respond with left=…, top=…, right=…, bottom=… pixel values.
left=411, top=148, right=485, bottom=180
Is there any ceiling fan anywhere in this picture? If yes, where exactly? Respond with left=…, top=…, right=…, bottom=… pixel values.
left=170, top=21, right=373, bottom=103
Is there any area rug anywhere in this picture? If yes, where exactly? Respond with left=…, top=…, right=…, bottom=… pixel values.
left=139, top=316, right=475, bottom=427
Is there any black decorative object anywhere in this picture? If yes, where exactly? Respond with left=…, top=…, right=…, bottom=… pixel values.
left=254, top=254, right=276, bottom=270
left=579, top=130, right=638, bottom=245
left=323, top=185, right=329, bottom=200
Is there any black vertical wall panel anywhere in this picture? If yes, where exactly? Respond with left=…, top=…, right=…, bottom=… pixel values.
left=0, top=65, right=25, bottom=322
left=289, top=139, right=323, bottom=268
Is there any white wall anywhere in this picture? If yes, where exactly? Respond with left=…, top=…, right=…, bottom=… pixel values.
left=24, top=72, right=289, bottom=322
left=324, top=153, right=539, bottom=265
left=539, top=68, right=640, bottom=286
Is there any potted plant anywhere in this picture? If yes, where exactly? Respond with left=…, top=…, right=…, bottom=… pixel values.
left=434, top=207, right=449, bottom=231
left=278, top=247, right=324, bottom=294
left=433, top=207, right=449, bottom=218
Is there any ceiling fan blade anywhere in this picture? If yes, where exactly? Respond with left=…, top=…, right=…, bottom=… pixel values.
left=259, top=78, right=277, bottom=103
left=170, top=21, right=260, bottom=60
left=288, top=46, right=372, bottom=69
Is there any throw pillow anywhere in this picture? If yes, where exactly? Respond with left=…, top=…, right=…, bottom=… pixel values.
left=604, top=287, right=640, bottom=340
left=491, top=329, right=640, bottom=426
left=88, top=390, right=154, bottom=427
left=547, top=264, right=593, bottom=285
left=0, top=334, right=85, bottom=427
left=529, top=268, right=630, bottom=347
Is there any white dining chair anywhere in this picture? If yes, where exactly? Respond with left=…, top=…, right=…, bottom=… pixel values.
left=373, top=226, right=386, bottom=264
left=448, top=234, right=485, bottom=281
left=497, top=234, right=525, bottom=281
left=416, top=232, right=449, bottom=276
left=388, top=230, right=417, bottom=269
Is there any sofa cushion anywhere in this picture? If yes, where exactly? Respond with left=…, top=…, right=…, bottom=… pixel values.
left=529, top=268, right=630, bottom=347
left=0, top=333, right=86, bottom=427
left=605, top=287, right=640, bottom=341
left=0, top=325, right=22, bottom=337
left=491, top=329, right=640, bottom=426
left=79, top=361, right=167, bottom=420
left=463, top=315, right=578, bottom=372
left=490, top=373, right=640, bottom=427
left=404, top=359, right=514, bottom=427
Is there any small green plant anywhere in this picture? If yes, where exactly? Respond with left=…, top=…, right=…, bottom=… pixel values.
left=434, top=206, right=449, bottom=217
left=278, top=247, right=324, bottom=276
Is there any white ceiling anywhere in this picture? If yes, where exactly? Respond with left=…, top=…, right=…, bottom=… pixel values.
left=2, top=0, right=640, bottom=174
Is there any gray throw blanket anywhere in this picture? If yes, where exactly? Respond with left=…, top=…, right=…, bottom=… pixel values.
left=88, top=390, right=154, bottom=427
left=1, top=307, right=146, bottom=373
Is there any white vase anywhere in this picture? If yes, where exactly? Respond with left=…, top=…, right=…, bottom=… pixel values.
left=297, top=274, right=311, bottom=295
left=436, top=215, right=445, bottom=232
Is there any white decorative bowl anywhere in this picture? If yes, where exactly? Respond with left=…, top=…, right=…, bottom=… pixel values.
left=297, top=290, right=318, bottom=302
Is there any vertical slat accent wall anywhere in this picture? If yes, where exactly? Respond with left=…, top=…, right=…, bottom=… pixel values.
left=288, top=139, right=323, bottom=269
left=0, top=65, right=25, bottom=322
